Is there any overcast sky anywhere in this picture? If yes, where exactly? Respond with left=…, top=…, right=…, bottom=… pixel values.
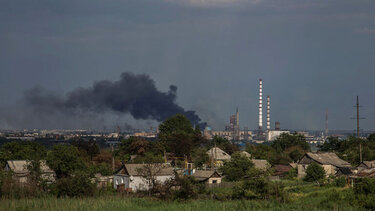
left=0, top=0, right=374, bottom=131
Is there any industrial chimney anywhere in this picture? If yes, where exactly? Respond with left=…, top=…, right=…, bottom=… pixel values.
left=267, top=96, right=270, bottom=131
left=275, top=121, right=280, bottom=131
left=258, top=79, right=263, bottom=131
left=236, top=107, right=240, bottom=140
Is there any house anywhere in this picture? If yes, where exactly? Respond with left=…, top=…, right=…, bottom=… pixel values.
left=252, top=159, right=271, bottom=171
left=335, top=167, right=353, bottom=177
left=358, top=161, right=375, bottom=171
left=113, top=163, right=174, bottom=192
left=207, top=147, right=231, bottom=167
left=297, top=152, right=351, bottom=178
left=240, top=151, right=251, bottom=158
left=191, top=170, right=222, bottom=184
left=92, top=173, right=113, bottom=189
left=348, top=161, right=375, bottom=179
left=355, top=168, right=375, bottom=178
left=272, top=164, right=293, bottom=177
left=4, top=160, right=55, bottom=184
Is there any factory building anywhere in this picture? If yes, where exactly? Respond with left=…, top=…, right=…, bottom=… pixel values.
left=203, top=128, right=252, bottom=141
left=203, top=108, right=252, bottom=141
left=266, top=130, right=290, bottom=141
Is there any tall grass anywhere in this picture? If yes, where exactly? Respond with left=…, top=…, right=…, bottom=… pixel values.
left=0, top=194, right=362, bottom=211
left=0, top=180, right=365, bottom=211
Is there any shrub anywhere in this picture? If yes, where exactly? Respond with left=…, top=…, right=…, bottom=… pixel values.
left=347, top=177, right=375, bottom=209
left=304, top=162, right=325, bottom=182
left=354, top=177, right=375, bottom=195
left=232, top=178, right=289, bottom=202
left=173, top=175, right=205, bottom=200
left=51, top=172, right=97, bottom=197
left=285, top=168, right=297, bottom=180
left=334, top=176, right=346, bottom=187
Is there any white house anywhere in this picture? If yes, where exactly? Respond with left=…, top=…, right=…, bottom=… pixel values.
left=4, top=160, right=55, bottom=184
left=113, top=163, right=174, bottom=192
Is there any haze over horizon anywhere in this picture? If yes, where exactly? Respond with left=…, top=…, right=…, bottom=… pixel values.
left=0, top=0, right=374, bottom=131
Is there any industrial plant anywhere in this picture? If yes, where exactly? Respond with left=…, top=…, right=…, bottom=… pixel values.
left=203, top=78, right=291, bottom=143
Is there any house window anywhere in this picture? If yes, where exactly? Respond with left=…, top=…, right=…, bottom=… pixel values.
left=121, top=178, right=124, bottom=184
left=212, top=180, right=217, bottom=184
left=115, top=180, right=118, bottom=185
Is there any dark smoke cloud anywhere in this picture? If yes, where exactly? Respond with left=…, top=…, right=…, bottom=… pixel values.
left=25, top=72, right=205, bottom=127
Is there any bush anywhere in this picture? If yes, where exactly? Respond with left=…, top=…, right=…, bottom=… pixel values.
left=334, top=176, right=346, bottom=187
left=51, top=172, right=97, bottom=197
left=354, top=177, right=375, bottom=195
left=209, top=187, right=232, bottom=201
left=285, top=168, right=297, bottom=180
left=304, top=162, right=325, bottom=182
left=232, top=178, right=289, bottom=202
left=348, top=177, right=375, bottom=209
left=173, top=175, right=205, bottom=200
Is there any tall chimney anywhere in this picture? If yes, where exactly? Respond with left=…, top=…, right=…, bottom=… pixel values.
left=236, top=107, right=240, bottom=140
left=275, top=121, right=280, bottom=130
left=267, top=96, right=270, bottom=131
left=258, top=79, right=263, bottom=131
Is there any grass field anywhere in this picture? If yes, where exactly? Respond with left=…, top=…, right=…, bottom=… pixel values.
left=0, top=181, right=365, bottom=211
left=0, top=195, right=362, bottom=211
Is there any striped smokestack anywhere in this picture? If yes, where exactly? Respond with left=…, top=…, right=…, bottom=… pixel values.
left=267, top=96, right=270, bottom=131
left=258, top=79, right=263, bottom=131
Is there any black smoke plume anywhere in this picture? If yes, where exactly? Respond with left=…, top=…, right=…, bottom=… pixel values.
left=25, top=72, right=205, bottom=127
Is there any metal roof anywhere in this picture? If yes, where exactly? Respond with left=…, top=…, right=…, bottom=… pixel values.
left=115, top=163, right=174, bottom=176
left=304, top=152, right=351, bottom=168
left=192, top=170, right=221, bottom=181
left=206, top=147, right=231, bottom=160
left=252, top=159, right=270, bottom=171
left=6, top=160, right=54, bottom=175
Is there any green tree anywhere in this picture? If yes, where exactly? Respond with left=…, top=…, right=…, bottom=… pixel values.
left=158, top=114, right=195, bottom=140
left=304, top=162, right=325, bottom=182
left=271, top=133, right=310, bottom=153
left=318, top=136, right=342, bottom=152
left=88, top=163, right=113, bottom=176
left=220, top=152, right=255, bottom=181
left=246, top=143, right=275, bottom=160
left=0, top=141, right=47, bottom=165
left=158, top=114, right=205, bottom=157
left=132, top=152, right=164, bottom=164
left=211, top=136, right=239, bottom=155
left=368, top=133, right=375, bottom=142
left=289, top=149, right=303, bottom=162
left=71, top=139, right=100, bottom=161
left=51, top=171, right=96, bottom=197
left=191, top=148, right=209, bottom=168
left=47, top=144, right=86, bottom=178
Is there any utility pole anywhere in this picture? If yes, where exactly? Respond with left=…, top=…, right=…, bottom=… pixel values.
left=325, top=109, right=328, bottom=140
left=111, top=144, right=115, bottom=171
left=352, top=96, right=365, bottom=163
